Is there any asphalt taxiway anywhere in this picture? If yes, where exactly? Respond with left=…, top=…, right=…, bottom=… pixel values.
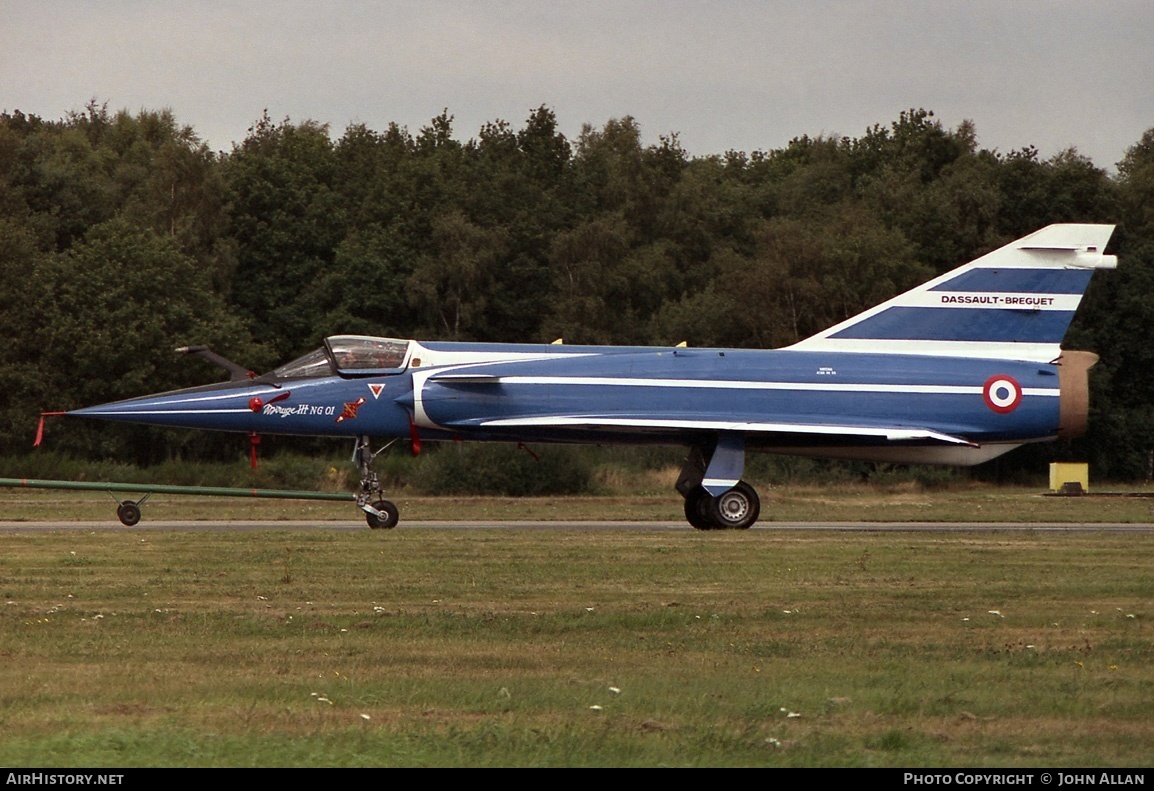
left=0, top=520, right=1151, bottom=533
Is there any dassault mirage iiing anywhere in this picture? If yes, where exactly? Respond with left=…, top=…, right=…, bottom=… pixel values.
left=69, top=224, right=1117, bottom=530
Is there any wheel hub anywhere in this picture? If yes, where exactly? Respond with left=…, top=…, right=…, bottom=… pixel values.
left=716, top=491, right=750, bottom=523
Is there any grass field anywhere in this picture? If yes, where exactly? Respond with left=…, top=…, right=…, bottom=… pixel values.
left=0, top=517, right=1151, bottom=766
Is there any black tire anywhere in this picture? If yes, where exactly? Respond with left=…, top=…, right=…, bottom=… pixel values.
left=365, top=499, right=399, bottom=530
left=683, top=486, right=719, bottom=530
left=707, top=481, right=760, bottom=530
left=116, top=501, right=142, bottom=527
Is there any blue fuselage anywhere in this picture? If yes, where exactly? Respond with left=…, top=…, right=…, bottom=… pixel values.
left=71, top=341, right=1062, bottom=464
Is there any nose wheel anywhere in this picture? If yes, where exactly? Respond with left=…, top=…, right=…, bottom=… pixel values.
left=364, top=499, right=399, bottom=529
left=354, top=435, right=400, bottom=529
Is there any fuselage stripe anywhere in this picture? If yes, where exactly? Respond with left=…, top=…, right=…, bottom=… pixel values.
left=467, top=376, right=1059, bottom=397
left=80, top=409, right=253, bottom=416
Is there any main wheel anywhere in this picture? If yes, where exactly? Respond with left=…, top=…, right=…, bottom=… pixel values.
left=683, top=486, right=719, bottom=530
left=116, top=501, right=142, bottom=527
left=708, top=481, right=760, bottom=530
left=365, top=499, right=399, bottom=529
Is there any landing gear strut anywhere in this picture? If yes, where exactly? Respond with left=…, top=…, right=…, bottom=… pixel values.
left=354, top=435, right=399, bottom=529
left=677, top=439, right=761, bottom=530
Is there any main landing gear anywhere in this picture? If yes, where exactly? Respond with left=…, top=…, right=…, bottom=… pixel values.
left=682, top=481, right=761, bottom=530
left=354, top=435, right=399, bottom=529
left=676, top=437, right=761, bottom=530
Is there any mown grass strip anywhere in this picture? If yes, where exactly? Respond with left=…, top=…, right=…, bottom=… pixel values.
left=0, top=529, right=1150, bottom=766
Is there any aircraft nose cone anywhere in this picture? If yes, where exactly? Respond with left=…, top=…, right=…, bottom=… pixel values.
left=68, top=382, right=274, bottom=430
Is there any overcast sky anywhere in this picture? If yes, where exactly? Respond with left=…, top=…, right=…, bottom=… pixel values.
left=3, top=1, right=1151, bottom=170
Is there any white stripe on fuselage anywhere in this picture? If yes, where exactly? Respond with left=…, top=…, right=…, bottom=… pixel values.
left=456, top=376, right=1059, bottom=397
left=415, top=373, right=1058, bottom=432
left=83, top=409, right=252, bottom=416
left=478, top=416, right=978, bottom=446
left=118, top=389, right=274, bottom=406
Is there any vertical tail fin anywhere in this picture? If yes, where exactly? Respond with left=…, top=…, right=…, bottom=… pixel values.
left=788, top=224, right=1116, bottom=362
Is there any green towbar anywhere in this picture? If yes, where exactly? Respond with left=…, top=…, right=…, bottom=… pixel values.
left=0, top=477, right=355, bottom=526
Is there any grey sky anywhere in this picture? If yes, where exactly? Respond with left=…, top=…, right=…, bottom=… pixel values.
left=3, top=1, right=1151, bottom=169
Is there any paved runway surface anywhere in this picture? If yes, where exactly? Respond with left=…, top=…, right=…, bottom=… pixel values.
left=1, top=520, right=1152, bottom=533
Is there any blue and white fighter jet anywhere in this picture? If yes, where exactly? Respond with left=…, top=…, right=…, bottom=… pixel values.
left=71, top=224, right=1118, bottom=530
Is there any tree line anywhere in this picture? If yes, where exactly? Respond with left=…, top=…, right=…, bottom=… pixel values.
left=2, top=101, right=1152, bottom=479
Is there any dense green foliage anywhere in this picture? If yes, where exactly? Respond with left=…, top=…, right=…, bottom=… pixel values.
left=2, top=101, right=1151, bottom=478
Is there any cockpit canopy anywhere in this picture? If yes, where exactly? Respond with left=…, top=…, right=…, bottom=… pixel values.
left=271, top=336, right=411, bottom=380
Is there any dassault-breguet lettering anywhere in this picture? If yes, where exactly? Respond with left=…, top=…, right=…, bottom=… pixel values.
left=940, top=295, right=1055, bottom=307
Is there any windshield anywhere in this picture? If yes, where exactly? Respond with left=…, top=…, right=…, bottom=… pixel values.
left=267, top=337, right=411, bottom=381
left=325, top=336, right=410, bottom=375
left=270, top=347, right=334, bottom=380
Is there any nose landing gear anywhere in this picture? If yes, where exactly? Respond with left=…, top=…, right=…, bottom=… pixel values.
left=354, top=435, right=399, bottom=529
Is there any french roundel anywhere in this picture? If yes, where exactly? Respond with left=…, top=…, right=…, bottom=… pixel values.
left=983, top=375, right=1022, bottom=414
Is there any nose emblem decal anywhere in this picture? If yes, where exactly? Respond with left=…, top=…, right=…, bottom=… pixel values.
left=335, top=397, right=367, bottom=423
